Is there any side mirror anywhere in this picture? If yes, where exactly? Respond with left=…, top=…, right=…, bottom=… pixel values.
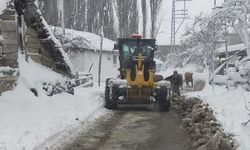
left=114, top=43, right=118, bottom=50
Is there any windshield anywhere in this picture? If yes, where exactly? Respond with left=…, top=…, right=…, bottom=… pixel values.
left=121, top=41, right=154, bottom=59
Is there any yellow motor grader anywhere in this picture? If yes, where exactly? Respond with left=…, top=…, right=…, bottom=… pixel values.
left=104, top=34, right=171, bottom=111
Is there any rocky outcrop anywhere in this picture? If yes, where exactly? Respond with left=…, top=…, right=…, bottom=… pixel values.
left=173, top=96, right=236, bottom=150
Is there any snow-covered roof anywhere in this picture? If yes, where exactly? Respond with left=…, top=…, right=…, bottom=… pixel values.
left=52, top=27, right=115, bottom=52
left=216, top=43, right=246, bottom=53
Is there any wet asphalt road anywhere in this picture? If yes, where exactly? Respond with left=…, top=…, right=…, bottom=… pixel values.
left=59, top=106, right=193, bottom=150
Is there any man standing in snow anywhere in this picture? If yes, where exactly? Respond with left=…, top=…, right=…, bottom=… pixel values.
left=165, top=70, right=183, bottom=96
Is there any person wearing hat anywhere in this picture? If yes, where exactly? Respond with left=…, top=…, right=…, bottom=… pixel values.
left=165, top=70, right=183, bottom=96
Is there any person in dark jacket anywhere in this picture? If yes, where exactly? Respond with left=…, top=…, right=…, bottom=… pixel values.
left=165, top=70, right=183, bottom=96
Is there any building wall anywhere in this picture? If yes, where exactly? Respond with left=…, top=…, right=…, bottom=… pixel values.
left=70, top=50, right=119, bottom=82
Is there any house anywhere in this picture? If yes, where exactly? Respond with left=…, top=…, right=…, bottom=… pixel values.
left=53, top=27, right=119, bottom=82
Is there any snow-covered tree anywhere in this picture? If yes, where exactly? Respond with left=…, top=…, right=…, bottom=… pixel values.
left=175, top=14, right=226, bottom=70
left=212, top=0, right=250, bottom=55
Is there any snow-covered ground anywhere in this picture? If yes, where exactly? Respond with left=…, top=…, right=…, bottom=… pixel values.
left=160, top=63, right=250, bottom=149
left=0, top=54, right=108, bottom=150
left=0, top=0, right=8, bottom=13
left=187, top=83, right=250, bottom=150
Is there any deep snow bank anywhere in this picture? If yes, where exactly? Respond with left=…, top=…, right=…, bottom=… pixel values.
left=0, top=55, right=107, bottom=150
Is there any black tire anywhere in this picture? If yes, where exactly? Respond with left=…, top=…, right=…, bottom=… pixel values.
left=104, top=79, right=117, bottom=110
left=157, top=88, right=170, bottom=112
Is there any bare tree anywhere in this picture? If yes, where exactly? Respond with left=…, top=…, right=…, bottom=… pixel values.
left=150, top=0, right=162, bottom=38
left=141, top=0, right=147, bottom=38
left=128, top=0, right=139, bottom=36
left=38, top=0, right=142, bottom=40
left=38, top=0, right=60, bottom=26
left=116, top=0, right=138, bottom=37
left=75, top=0, right=87, bottom=31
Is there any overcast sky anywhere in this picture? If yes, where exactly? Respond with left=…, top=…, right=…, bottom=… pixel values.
left=156, top=0, right=224, bottom=45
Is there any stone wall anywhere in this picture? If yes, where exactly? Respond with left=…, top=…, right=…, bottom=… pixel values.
left=0, top=4, right=18, bottom=68
left=0, top=2, right=18, bottom=95
left=26, top=27, right=55, bottom=68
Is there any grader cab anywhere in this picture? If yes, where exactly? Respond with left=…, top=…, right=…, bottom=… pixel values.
left=104, top=34, right=170, bottom=111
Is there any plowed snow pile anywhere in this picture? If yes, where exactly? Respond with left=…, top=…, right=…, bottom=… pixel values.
left=187, top=85, right=250, bottom=150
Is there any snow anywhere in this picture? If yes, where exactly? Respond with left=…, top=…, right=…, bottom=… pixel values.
left=0, top=54, right=108, bottom=150
left=51, top=26, right=116, bottom=52
left=0, top=66, right=18, bottom=77
left=193, top=71, right=209, bottom=83
left=187, top=81, right=250, bottom=150
left=154, top=58, right=163, bottom=65
left=0, top=0, right=9, bottom=13
left=0, top=35, right=5, bottom=46
left=160, top=60, right=250, bottom=149
left=18, top=53, right=64, bottom=88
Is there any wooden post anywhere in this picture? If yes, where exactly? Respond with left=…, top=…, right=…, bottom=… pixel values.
left=98, top=32, right=104, bottom=87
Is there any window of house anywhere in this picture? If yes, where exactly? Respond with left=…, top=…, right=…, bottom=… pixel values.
left=113, top=55, right=117, bottom=65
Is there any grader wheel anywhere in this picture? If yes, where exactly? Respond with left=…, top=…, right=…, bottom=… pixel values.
left=157, top=88, right=170, bottom=112
left=104, top=79, right=118, bottom=110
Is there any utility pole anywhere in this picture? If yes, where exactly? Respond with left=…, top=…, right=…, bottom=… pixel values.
left=98, top=31, right=104, bottom=87
left=98, top=6, right=107, bottom=87
left=170, top=1, right=176, bottom=54
left=170, top=0, right=191, bottom=55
